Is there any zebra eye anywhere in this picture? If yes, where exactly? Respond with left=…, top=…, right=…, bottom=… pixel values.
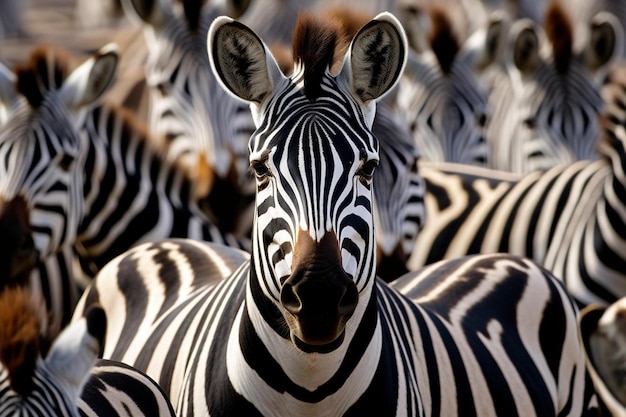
left=357, top=160, right=378, bottom=184
left=250, top=160, right=271, bottom=180
left=59, top=153, right=75, bottom=172
left=523, top=117, right=536, bottom=129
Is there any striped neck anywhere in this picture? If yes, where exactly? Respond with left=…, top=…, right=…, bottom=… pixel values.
left=227, top=269, right=382, bottom=415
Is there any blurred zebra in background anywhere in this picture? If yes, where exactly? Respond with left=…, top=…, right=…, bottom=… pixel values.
left=75, top=12, right=594, bottom=416
left=0, top=43, right=249, bottom=336
left=483, top=1, right=622, bottom=173
left=0, top=287, right=176, bottom=417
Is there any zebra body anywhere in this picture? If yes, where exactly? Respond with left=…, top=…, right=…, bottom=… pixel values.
left=0, top=288, right=175, bottom=417
left=408, top=154, right=620, bottom=306
left=75, top=13, right=593, bottom=416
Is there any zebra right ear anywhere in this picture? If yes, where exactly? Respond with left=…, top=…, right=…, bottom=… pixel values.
left=60, top=43, right=118, bottom=110
left=583, top=12, right=624, bottom=75
left=507, top=19, right=541, bottom=75
left=208, top=16, right=284, bottom=106
left=341, top=12, right=407, bottom=104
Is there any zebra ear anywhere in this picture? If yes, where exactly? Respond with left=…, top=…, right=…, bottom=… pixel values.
left=583, top=12, right=624, bottom=74
left=208, top=16, right=283, bottom=105
left=580, top=302, right=626, bottom=414
left=508, top=19, right=541, bottom=75
left=341, top=12, right=408, bottom=104
left=120, top=0, right=168, bottom=27
left=44, top=307, right=106, bottom=396
left=60, top=43, right=118, bottom=109
left=459, top=11, right=510, bottom=72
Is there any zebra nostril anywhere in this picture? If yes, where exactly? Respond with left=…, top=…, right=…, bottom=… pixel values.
left=338, top=283, right=358, bottom=318
left=280, top=283, right=302, bottom=315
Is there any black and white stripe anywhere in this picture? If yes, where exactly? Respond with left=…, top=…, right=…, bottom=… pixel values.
left=75, top=14, right=595, bottom=416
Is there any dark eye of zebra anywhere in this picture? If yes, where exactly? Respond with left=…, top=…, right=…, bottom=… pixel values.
left=523, top=117, right=536, bottom=129
left=59, top=153, right=75, bottom=172
left=251, top=160, right=271, bottom=180
left=357, top=160, right=378, bottom=184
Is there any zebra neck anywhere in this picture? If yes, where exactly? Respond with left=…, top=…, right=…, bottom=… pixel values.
left=227, top=275, right=382, bottom=415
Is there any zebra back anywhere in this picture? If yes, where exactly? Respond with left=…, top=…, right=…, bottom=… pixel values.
left=0, top=287, right=175, bottom=417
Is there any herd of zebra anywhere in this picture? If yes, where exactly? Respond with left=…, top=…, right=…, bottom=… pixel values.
left=4, top=0, right=626, bottom=415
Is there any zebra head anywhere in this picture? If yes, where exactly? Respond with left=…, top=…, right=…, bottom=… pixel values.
left=121, top=0, right=255, bottom=216
left=0, top=45, right=117, bottom=285
left=0, top=287, right=105, bottom=416
left=209, top=12, right=406, bottom=351
left=395, top=7, right=492, bottom=166
left=487, top=4, right=622, bottom=173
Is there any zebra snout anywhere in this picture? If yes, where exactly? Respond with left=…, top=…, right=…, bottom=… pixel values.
left=280, top=267, right=358, bottom=352
left=0, top=197, right=37, bottom=285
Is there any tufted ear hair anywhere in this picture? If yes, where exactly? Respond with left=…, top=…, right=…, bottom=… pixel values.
left=338, top=12, right=407, bottom=105
left=583, top=11, right=624, bottom=75
left=44, top=306, right=106, bottom=400
left=507, top=19, right=542, bottom=76
left=60, top=43, right=118, bottom=110
left=208, top=16, right=284, bottom=107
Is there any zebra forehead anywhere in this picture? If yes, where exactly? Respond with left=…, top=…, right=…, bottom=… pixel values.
left=292, top=13, right=346, bottom=100
left=0, top=287, right=43, bottom=396
left=14, top=46, right=72, bottom=109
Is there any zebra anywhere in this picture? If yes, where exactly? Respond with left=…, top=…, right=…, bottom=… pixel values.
left=0, top=43, right=249, bottom=335
left=74, top=12, right=594, bottom=416
left=483, top=2, right=622, bottom=174
left=119, top=0, right=256, bottom=235
left=0, top=286, right=176, bottom=417
left=579, top=297, right=626, bottom=416
left=404, top=103, right=626, bottom=306
left=394, top=6, right=492, bottom=166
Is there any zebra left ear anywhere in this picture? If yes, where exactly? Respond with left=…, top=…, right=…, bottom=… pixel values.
left=583, top=12, right=624, bottom=75
left=340, top=12, right=408, bottom=105
left=60, top=43, right=118, bottom=110
left=208, top=16, right=284, bottom=106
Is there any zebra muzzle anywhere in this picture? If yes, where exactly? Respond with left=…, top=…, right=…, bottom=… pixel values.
left=281, top=232, right=358, bottom=353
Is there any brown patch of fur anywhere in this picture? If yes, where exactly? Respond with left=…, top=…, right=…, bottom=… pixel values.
left=429, top=7, right=459, bottom=74
left=544, top=0, right=573, bottom=75
left=14, top=45, right=73, bottom=108
left=292, top=13, right=345, bottom=100
left=0, top=287, right=43, bottom=395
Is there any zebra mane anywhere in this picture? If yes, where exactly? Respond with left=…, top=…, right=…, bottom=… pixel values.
left=544, top=0, right=573, bottom=75
left=14, top=45, right=71, bottom=108
left=0, top=287, right=44, bottom=396
left=292, top=13, right=345, bottom=100
left=429, top=7, right=459, bottom=74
